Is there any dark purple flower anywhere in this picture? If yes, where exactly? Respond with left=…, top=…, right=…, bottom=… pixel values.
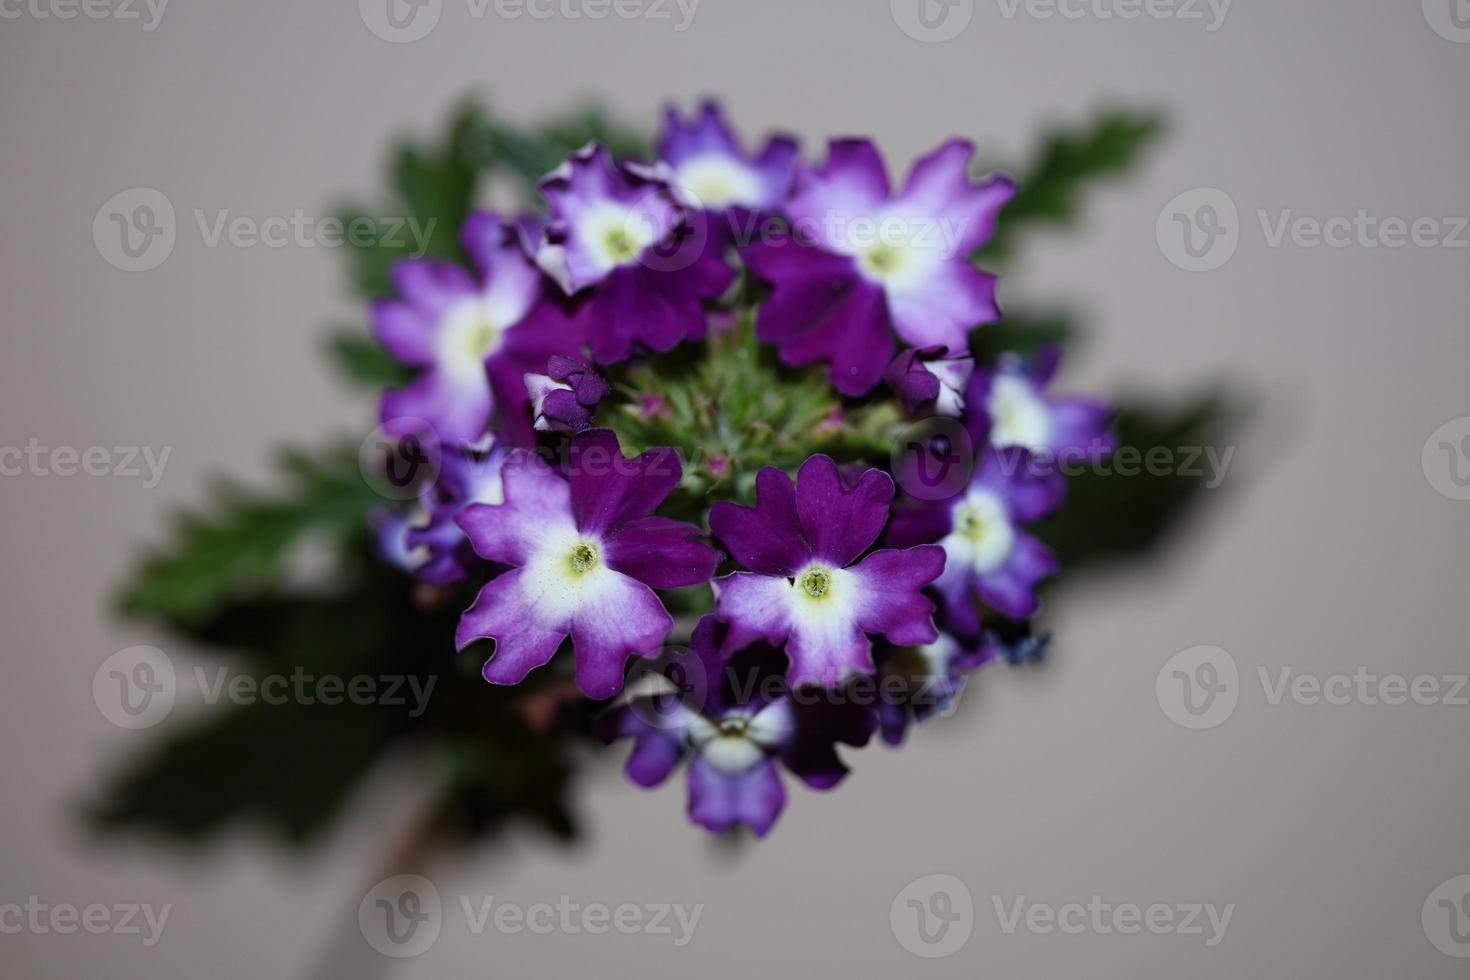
left=889, top=447, right=1064, bottom=631
left=536, top=145, right=736, bottom=364
left=743, top=139, right=1014, bottom=396
left=398, top=446, right=509, bottom=584
left=525, top=354, right=610, bottom=434
left=597, top=617, right=874, bottom=837
left=967, top=345, right=1116, bottom=462
left=454, top=429, right=717, bottom=699
left=658, top=100, right=797, bottom=221
left=870, top=633, right=994, bottom=745
left=885, top=345, right=976, bottom=416
left=373, top=212, right=584, bottom=448
left=708, top=455, right=946, bottom=688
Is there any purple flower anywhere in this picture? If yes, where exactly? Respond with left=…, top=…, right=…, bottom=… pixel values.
left=454, top=429, right=718, bottom=699
left=871, top=633, right=994, bottom=745
left=885, top=346, right=976, bottom=416
left=537, top=145, right=736, bottom=364
left=744, top=139, right=1014, bottom=396
left=889, top=447, right=1064, bottom=631
left=597, top=617, right=874, bottom=837
left=405, top=446, right=509, bottom=584
left=525, top=354, right=610, bottom=434
left=374, top=212, right=583, bottom=448
left=658, top=100, right=797, bottom=221
left=708, top=455, right=946, bottom=688
left=967, top=345, right=1116, bottom=462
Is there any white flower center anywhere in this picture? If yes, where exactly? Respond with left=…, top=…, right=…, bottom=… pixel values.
left=579, top=202, right=659, bottom=274
left=988, top=375, right=1052, bottom=453
left=944, top=490, right=1015, bottom=574
left=672, top=154, right=764, bottom=209
left=515, top=528, right=618, bottom=623
left=687, top=708, right=791, bottom=775
left=435, top=296, right=506, bottom=382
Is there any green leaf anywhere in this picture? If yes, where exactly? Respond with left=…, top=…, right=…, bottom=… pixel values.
left=465, top=105, right=652, bottom=197
left=979, top=109, right=1165, bottom=263
left=335, top=102, right=487, bottom=299
left=1039, top=391, right=1242, bottom=574
left=116, top=445, right=379, bottom=625
left=324, top=330, right=414, bottom=389
left=972, top=309, right=1077, bottom=360
left=93, top=554, right=581, bottom=846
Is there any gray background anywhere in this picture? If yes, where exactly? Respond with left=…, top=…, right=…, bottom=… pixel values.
left=3, top=0, right=1469, bottom=977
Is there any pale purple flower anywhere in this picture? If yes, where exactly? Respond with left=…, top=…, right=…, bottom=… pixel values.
left=889, top=447, right=1064, bottom=631
left=374, top=212, right=583, bottom=448
left=968, top=345, right=1116, bottom=462
left=597, top=618, right=873, bottom=837
left=744, top=139, right=1013, bottom=395
left=658, top=100, right=797, bottom=220
left=454, top=429, right=717, bottom=699
left=709, top=455, right=946, bottom=688
left=536, top=145, right=736, bottom=364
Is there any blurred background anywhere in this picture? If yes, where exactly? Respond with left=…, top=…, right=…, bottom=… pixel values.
left=3, top=1, right=1468, bottom=977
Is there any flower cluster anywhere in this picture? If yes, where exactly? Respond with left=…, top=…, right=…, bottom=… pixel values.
left=370, top=101, right=1115, bottom=837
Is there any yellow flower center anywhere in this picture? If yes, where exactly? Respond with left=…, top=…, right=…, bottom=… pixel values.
left=859, top=242, right=905, bottom=279
left=798, top=566, right=833, bottom=600
left=603, top=228, right=640, bottom=264
left=567, top=540, right=601, bottom=575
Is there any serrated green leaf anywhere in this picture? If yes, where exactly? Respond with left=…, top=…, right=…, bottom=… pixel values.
left=980, top=109, right=1165, bottom=263
left=324, top=330, right=414, bottom=389
left=116, top=445, right=379, bottom=625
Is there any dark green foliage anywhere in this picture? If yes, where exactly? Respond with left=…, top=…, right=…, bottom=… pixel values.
left=116, top=446, right=379, bottom=626
left=979, top=109, right=1164, bottom=264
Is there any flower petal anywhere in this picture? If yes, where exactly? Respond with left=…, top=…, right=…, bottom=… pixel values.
left=794, top=455, right=894, bottom=567
left=687, top=754, right=786, bottom=837
left=456, top=569, right=570, bottom=685
left=565, top=429, right=682, bottom=535
left=708, top=466, right=809, bottom=576
left=603, top=516, right=718, bottom=590
left=848, top=546, right=945, bottom=646
left=569, top=571, right=676, bottom=699
left=456, top=450, right=575, bottom=566
left=976, top=531, right=1057, bottom=620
